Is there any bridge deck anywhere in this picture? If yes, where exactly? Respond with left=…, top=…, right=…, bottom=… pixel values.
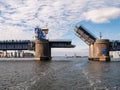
left=0, top=40, right=75, bottom=50
left=74, top=26, right=97, bottom=45
left=49, top=40, right=75, bottom=48
left=0, top=40, right=34, bottom=50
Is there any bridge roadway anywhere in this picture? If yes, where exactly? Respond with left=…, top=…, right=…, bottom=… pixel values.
left=74, top=26, right=97, bottom=45
left=0, top=40, right=75, bottom=50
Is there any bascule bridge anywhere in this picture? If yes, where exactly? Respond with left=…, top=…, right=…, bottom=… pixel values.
left=74, top=25, right=120, bottom=61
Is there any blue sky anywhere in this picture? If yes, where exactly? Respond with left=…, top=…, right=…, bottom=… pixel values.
left=0, top=0, right=120, bottom=56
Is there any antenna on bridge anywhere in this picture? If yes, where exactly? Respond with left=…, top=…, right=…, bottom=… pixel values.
left=99, top=32, right=102, bottom=39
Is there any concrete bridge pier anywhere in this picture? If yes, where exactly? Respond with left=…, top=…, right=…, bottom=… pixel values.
left=3, top=51, right=7, bottom=57
left=89, top=44, right=94, bottom=60
left=14, top=51, right=17, bottom=58
left=89, top=39, right=110, bottom=61
left=34, top=39, right=51, bottom=60
left=20, top=51, right=24, bottom=58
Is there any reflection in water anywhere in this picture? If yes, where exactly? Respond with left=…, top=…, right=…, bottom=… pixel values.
left=0, top=58, right=120, bottom=90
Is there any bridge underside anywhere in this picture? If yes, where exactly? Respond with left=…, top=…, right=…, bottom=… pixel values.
left=49, top=40, right=75, bottom=48
left=0, top=40, right=75, bottom=60
left=0, top=40, right=75, bottom=51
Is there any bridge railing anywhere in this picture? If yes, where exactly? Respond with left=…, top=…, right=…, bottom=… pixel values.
left=0, top=40, right=35, bottom=50
left=0, top=40, right=31, bottom=43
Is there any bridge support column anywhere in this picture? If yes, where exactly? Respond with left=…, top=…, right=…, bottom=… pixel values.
left=14, top=51, right=17, bottom=58
left=20, top=51, right=24, bottom=58
left=89, top=44, right=94, bottom=60
left=4, top=51, right=7, bottom=58
left=89, top=39, right=110, bottom=61
left=34, top=39, right=51, bottom=61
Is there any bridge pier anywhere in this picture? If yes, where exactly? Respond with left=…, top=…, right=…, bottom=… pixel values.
left=34, top=39, right=51, bottom=60
left=20, top=51, right=24, bottom=58
left=89, top=39, right=110, bottom=61
left=4, top=51, right=7, bottom=57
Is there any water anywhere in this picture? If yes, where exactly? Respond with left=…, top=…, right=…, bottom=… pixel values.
left=0, top=58, right=120, bottom=90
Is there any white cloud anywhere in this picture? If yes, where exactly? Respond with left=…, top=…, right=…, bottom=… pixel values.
left=1, top=0, right=120, bottom=40
left=0, top=0, right=90, bottom=40
left=83, top=7, right=120, bottom=23
left=0, top=24, right=34, bottom=40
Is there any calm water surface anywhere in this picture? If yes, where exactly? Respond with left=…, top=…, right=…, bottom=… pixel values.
left=0, top=57, right=120, bottom=90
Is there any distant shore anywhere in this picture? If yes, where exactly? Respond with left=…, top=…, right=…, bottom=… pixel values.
left=0, top=58, right=34, bottom=61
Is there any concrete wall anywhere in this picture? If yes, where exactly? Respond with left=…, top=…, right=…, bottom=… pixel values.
left=89, top=39, right=110, bottom=61
left=34, top=38, right=51, bottom=60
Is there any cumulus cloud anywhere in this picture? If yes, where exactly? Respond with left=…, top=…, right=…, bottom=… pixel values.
left=83, top=7, right=120, bottom=23
left=0, top=0, right=88, bottom=40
